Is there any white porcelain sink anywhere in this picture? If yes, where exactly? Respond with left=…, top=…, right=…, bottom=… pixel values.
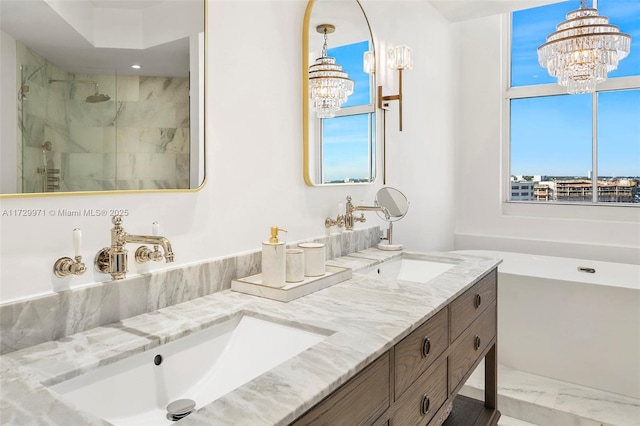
left=365, top=257, right=457, bottom=283
left=50, top=313, right=331, bottom=426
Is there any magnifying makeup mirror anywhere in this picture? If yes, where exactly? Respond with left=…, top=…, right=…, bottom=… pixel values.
left=375, top=187, right=409, bottom=250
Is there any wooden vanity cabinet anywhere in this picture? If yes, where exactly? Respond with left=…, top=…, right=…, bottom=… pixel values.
left=291, top=352, right=391, bottom=426
left=394, top=306, right=449, bottom=400
left=290, top=268, right=499, bottom=426
left=450, top=270, right=497, bottom=342
left=392, top=356, right=448, bottom=425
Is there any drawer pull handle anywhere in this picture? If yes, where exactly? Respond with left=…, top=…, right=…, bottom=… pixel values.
left=474, top=335, right=481, bottom=351
left=474, top=293, right=482, bottom=308
left=421, top=337, right=431, bottom=358
left=421, top=394, right=431, bottom=416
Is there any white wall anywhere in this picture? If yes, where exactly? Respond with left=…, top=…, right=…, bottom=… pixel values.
left=453, top=15, right=640, bottom=264
left=371, top=1, right=457, bottom=253
left=0, top=1, right=458, bottom=303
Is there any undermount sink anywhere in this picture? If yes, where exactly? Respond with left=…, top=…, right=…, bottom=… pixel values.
left=49, top=313, right=332, bottom=426
left=364, top=256, right=457, bottom=283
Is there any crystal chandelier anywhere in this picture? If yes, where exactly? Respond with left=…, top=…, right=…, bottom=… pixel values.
left=308, top=24, right=354, bottom=118
left=537, top=0, right=631, bottom=94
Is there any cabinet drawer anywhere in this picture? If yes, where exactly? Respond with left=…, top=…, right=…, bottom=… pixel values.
left=393, top=357, right=448, bottom=426
left=448, top=303, right=497, bottom=394
left=291, top=352, right=390, bottom=426
left=395, top=306, right=448, bottom=399
left=450, top=269, right=497, bottom=343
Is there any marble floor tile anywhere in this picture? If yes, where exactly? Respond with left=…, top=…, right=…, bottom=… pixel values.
left=462, top=362, right=640, bottom=426
left=498, top=415, right=538, bottom=426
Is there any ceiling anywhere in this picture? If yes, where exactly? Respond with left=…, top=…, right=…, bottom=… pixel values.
left=428, top=0, right=564, bottom=22
left=1, top=0, right=562, bottom=77
left=0, top=0, right=202, bottom=77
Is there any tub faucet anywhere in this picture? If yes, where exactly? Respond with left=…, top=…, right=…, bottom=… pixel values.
left=95, top=215, right=174, bottom=280
left=344, top=195, right=390, bottom=231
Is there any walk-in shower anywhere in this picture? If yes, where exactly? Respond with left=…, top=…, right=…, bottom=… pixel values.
left=48, top=78, right=111, bottom=103
left=17, top=62, right=189, bottom=193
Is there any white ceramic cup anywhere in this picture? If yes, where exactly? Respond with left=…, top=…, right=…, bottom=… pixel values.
left=298, top=242, right=326, bottom=276
left=285, top=249, right=305, bottom=283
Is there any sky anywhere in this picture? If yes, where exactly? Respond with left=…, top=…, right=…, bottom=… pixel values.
left=511, top=0, right=640, bottom=178
left=321, top=41, right=374, bottom=183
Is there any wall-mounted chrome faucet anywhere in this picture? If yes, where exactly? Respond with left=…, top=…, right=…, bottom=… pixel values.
left=325, top=195, right=390, bottom=231
left=95, top=216, right=174, bottom=280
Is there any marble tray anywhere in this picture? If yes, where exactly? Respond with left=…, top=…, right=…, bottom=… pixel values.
left=231, top=265, right=352, bottom=302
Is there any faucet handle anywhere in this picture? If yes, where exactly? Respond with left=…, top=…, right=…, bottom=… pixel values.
left=135, top=221, right=164, bottom=263
left=54, top=228, right=86, bottom=277
left=325, top=215, right=345, bottom=228
left=150, top=222, right=163, bottom=260
left=73, top=228, right=82, bottom=258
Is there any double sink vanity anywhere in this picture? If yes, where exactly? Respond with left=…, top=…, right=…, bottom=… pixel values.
left=0, top=249, right=500, bottom=426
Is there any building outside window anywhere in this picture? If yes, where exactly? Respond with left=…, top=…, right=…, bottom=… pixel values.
left=507, top=0, right=640, bottom=204
left=510, top=177, right=536, bottom=201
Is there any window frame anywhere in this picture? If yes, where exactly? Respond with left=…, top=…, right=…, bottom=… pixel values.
left=315, top=105, right=376, bottom=184
left=503, top=12, right=640, bottom=207
left=313, top=40, right=377, bottom=185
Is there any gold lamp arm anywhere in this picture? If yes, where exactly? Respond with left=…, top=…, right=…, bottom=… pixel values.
left=377, top=45, right=412, bottom=132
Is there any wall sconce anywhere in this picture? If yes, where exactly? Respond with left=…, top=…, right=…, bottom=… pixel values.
left=378, top=45, right=412, bottom=131
left=308, top=24, right=354, bottom=118
left=363, top=50, right=375, bottom=75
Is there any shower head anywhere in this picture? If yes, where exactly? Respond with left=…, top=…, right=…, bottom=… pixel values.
left=85, top=82, right=110, bottom=103
left=86, top=92, right=110, bottom=103
left=49, top=78, right=111, bottom=103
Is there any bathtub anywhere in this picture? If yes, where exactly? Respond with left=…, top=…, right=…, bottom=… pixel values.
left=453, top=250, right=640, bottom=399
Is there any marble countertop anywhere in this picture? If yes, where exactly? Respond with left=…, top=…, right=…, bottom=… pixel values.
left=0, top=249, right=501, bottom=426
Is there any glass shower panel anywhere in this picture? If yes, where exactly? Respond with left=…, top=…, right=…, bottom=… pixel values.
left=20, top=64, right=56, bottom=193
left=19, top=57, right=118, bottom=193
left=55, top=72, right=117, bottom=192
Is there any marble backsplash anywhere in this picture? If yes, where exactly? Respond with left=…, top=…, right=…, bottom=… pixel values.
left=0, top=227, right=380, bottom=355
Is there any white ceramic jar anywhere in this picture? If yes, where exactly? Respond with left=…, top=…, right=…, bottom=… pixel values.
left=298, top=242, right=326, bottom=276
left=285, top=249, right=305, bottom=283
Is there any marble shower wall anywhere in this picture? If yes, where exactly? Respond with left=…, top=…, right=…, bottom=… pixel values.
left=0, top=227, right=380, bottom=355
left=113, top=75, right=190, bottom=190
left=17, top=43, right=190, bottom=193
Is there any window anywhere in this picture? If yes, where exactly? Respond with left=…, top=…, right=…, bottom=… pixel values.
left=318, top=41, right=375, bottom=184
left=508, top=0, right=640, bottom=204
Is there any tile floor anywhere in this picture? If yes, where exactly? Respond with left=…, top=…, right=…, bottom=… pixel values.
left=462, top=362, right=640, bottom=426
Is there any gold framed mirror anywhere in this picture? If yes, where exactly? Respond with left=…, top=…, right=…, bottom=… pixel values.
left=302, top=0, right=377, bottom=186
left=0, top=0, right=206, bottom=197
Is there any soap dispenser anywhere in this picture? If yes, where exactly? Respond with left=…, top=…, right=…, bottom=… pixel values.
left=262, top=226, right=287, bottom=288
